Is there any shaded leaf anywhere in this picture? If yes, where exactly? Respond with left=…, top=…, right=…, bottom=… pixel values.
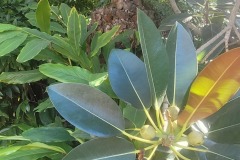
left=166, top=22, right=197, bottom=108
left=50, top=22, right=66, bottom=33
left=22, top=127, right=74, bottom=142
left=0, top=32, right=28, bottom=57
left=17, top=38, right=50, bottom=63
left=47, top=83, right=125, bottom=137
left=63, top=137, right=135, bottom=160
left=33, top=48, right=67, bottom=63
left=59, top=3, right=71, bottom=25
left=206, top=97, right=240, bottom=144
left=138, top=9, right=169, bottom=106
left=0, top=70, right=46, bottom=84
left=36, top=0, right=51, bottom=33
left=34, top=98, right=54, bottom=112
left=108, top=49, right=151, bottom=109
left=39, top=63, right=107, bottom=86
left=159, top=13, right=192, bottom=31
left=206, top=143, right=240, bottom=160
left=178, top=48, right=240, bottom=125
left=67, top=7, right=80, bottom=55
left=90, top=26, right=119, bottom=57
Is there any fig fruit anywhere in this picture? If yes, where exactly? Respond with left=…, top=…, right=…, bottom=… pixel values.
left=187, top=131, right=204, bottom=146
left=140, top=125, right=156, bottom=140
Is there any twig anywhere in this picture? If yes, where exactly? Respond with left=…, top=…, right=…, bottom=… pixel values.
left=224, top=0, right=240, bottom=51
left=233, top=25, right=240, bottom=41
left=169, top=0, right=201, bottom=36
left=200, top=39, right=224, bottom=63
left=196, top=27, right=228, bottom=54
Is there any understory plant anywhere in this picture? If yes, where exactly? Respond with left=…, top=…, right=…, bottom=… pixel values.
left=46, top=9, right=240, bottom=160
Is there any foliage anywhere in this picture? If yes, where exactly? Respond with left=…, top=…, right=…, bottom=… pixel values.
left=45, top=9, right=240, bottom=159
left=0, top=0, right=133, bottom=159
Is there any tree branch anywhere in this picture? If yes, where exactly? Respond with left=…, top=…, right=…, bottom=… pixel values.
left=224, top=0, right=240, bottom=51
left=169, top=0, right=201, bottom=36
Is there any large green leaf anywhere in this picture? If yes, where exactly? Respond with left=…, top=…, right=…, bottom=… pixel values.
left=0, top=32, right=28, bottom=57
left=39, top=63, right=107, bottom=86
left=59, top=3, right=71, bottom=25
left=90, top=26, right=120, bottom=57
left=0, top=70, right=46, bottom=84
left=79, top=14, right=87, bottom=45
left=166, top=22, right=197, bottom=108
left=67, top=7, right=80, bottom=55
left=36, top=0, right=51, bottom=34
left=47, top=83, right=125, bottom=137
left=178, top=48, right=240, bottom=125
left=0, top=24, right=17, bottom=32
left=206, top=143, right=240, bottom=159
left=17, top=38, right=50, bottom=63
left=0, top=31, right=21, bottom=43
left=206, top=97, right=240, bottom=144
left=33, top=48, right=67, bottom=63
left=137, top=9, right=169, bottom=107
left=0, top=142, right=65, bottom=160
left=108, top=49, right=151, bottom=109
left=63, top=137, right=135, bottom=160
left=22, top=127, right=74, bottom=142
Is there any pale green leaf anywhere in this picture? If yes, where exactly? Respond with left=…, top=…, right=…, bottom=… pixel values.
left=36, top=0, right=51, bottom=33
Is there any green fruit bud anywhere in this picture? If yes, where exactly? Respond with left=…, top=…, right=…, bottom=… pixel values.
left=140, top=125, right=156, bottom=140
left=168, top=105, right=180, bottom=121
left=187, top=131, right=204, bottom=146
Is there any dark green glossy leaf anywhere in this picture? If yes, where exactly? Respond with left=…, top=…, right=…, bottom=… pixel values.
left=206, top=97, right=240, bottom=144
left=36, top=0, right=51, bottom=34
left=137, top=9, right=169, bottom=106
left=166, top=22, right=197, bottom=108
left=0, top=32, right=27, bottom=57
left=108, top=49, right=151, bottom=109
left=47, top=83, right=125, bottom=137
left=0, top=70, right=46, bottom=84
left=39, top=63, right=107, bottom=86
left=22, top=127, right=74, bottom=142
left=17, top=38, right=50, bottom=63
left=63, top=137, right=135, bottom=160
left=206, top=143, right=240, bottom=160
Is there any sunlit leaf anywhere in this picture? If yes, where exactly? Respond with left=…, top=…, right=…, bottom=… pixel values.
left=178, top=48, right=240, bottom=125
left=166, top=22, right=197, bottom=108
left=36, top=0, right=51, bottom=34
left=48, top=83, right=125, bottom=137
left=0, top=24, right=17, bottom=32
left=108, top=49, right=151, bottom=109
left=137, top=9, right=169, bottom=107
left=39, top=63, right=107, bottom=86
left=63, top=137, right=135, bottom=160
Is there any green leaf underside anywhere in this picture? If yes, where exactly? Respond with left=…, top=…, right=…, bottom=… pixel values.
left=0, top=70, right=46, bottom=84
left=47, top=83, right=125, bottom=137
left=17, top=38, right=50, bottom=62
left=137, top=9, right=169, bottom=106
left=63, top=137, right=135, bottom=160
left=39, top=63, right=107, bottom=86
left=22, top=127, right=74, bottom=142
left=108, top=49, right=151, bottom=109
left=166, top=22, right=197, bottom=108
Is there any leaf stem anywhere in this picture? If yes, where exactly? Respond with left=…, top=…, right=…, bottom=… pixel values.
left=170, top=146, right=190, bottom=160
left=121, top=131, right=156, bottom=144
left=147, top=145, right=158, bottom=160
